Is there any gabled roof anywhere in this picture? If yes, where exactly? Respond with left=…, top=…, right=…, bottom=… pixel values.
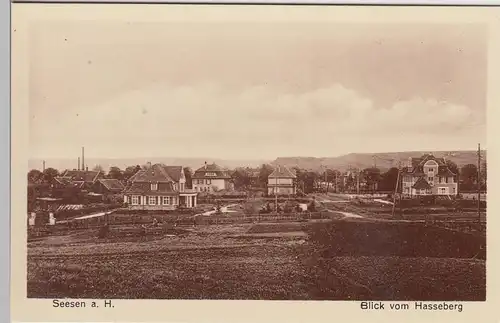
left=53, top=176, right=83, bottom=189
left=62, top=170, right=101, bottom=183
left=97, top=179, right=125, bottom=192
left=128, top=164, right=174, bottom=183
left=412, top=177, right=432, bottom=190
left=163, top=166, right=183, bottom=182
left=128, top=164, right=185, bottom=183
left=268, top=165, right=296, bottom=179
left=403, top=154, right=452, bottom=176
left=193, top=163, right=231, bottom=179
left=437, top=166, right=456, bottom=177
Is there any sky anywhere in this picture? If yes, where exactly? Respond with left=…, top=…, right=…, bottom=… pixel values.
left=29, top=21, right=488, bottom=160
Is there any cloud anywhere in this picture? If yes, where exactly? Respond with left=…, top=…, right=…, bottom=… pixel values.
left=30, top=82, right=485, bottom=158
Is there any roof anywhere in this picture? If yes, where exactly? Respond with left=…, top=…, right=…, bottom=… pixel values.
left=163, top=166, right=183, bottom=182
left=128, top=164, right=174, bottom=183
left=437, top=166, right=456, bottom=177
left=193, top=163, right=231, bottom=179
left=53, top=177, right=84, bottom=189
left=124, top=182, right=178, bottom=196
left=402, top=154, right=453, bottom=176
left=97, top=179, right=125, bottom=192
left=62, top=170, right=101, bottom=183
left=268, top=165, right=296, bottom=179
left=412, top=177, right=432, bottom=190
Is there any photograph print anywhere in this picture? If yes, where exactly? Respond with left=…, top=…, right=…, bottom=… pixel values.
left=26, top=8, right=487, bottom=301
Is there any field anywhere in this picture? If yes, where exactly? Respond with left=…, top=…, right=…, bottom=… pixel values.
left=27, top=217, right=486, bottom=300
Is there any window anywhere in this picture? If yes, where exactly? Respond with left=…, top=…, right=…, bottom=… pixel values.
left=180, top=183, right=184, bottom=192
left=205, top=172, right=217, bottom=177
left=131, top=195, right=139, bottom=205
left=148, top=196, right=156, bottom=205
left=206, top=179, right=212, bottom=185
left=162, top=196, right=170, bottom=205
left=151, top=183, right=158, bottom=191
left=428, top=177, right=434, bottom=183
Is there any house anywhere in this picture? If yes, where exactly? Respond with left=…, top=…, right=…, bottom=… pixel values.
left=60, top=169, right=104, bottom=190
left=267, top=165, right=296, bottom=195
left=401, top=154, right=458, bottom=196
left=123, top=163, right=198, bottom=210
left=50, top=177, right=85, bottom=203
left=92, top=179, right=125, bottom=195
left=192, top=162, right=233, bottom=193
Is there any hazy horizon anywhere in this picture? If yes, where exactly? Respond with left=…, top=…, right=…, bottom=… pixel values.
left=29, top=21, right=487, bottom=159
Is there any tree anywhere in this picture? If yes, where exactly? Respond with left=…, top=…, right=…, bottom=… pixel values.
left=445, top=160, right=459, bottom=178
left=123, top=165, right=141, bottom=181
left=184, top=167, right=193, bottom=189
left=107, top=166, right=123, bottom=180
left=232, top=168, right=251, bottom=190
left=460, top=164, right=478, bottom=191
left=361, top=167, right=382, bottom=192
left=27, top=169, right=44, bottom=184
left=381, top=167, right=399, bottom=191
left=43, top=167, right=59, bottom=183
left=258, top=164, right=274, bottom=188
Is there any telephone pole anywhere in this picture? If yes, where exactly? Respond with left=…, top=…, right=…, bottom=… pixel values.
left=392, top=161, right=401, bottom=218
left=356, top=168, right=360, bottom=195
left=477, top=143, right=481, bottom=228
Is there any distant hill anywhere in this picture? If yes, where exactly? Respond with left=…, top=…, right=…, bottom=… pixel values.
left=273, top=150, right=486, bottom=172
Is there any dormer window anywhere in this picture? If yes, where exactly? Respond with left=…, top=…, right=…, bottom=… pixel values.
left=151, top=183, right=158, bottom=191
left=205, top=172, right=217, bottom=177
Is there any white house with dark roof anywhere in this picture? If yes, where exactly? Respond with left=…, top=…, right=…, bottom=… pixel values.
left=123, top=163, right=197, bottom=210
left=401, top=154, right=458, bottom=196
left=267, top=165, right=297, bottom=195
left=192, top=162, right=233, bottom=193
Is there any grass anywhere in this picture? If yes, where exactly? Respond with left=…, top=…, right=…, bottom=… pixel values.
left=27, top=219, right=486, bottom=300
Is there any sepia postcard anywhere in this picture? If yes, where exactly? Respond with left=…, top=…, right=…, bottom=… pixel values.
left=10, top=3, right=500, bottom=323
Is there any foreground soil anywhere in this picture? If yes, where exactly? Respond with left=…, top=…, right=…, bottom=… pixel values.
left=27, top=221, right=486, bottom=300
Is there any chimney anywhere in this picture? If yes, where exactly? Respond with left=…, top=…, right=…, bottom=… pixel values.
left=204, top=161, right=207, bottom=170
left=147, top=161, right=152, bottom=169
left=78, top=157, right=80, bottom=171
left=86, top=166, right=88, bottom=171
left=81, top=147, right=85, bottom=172
left=42, top=160, right=46, bottom=172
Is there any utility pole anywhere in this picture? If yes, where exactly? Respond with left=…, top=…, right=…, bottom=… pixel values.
left=324, top=166, right=328, bottom=194
left=392, top=161, right=401, bottom=218
left=334, top=171, right=338, bottom=193
left=275, top=176, right=278, bottom=214
left=356, top=168, right=360, bottom=195
left=477, top=143, right=481, bottom=228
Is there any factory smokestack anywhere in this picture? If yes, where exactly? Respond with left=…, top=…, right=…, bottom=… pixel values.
left=81, top=147, right=85, bottom=172
left=42, top=160, right=46, bottom=172
left=78, top=157, right=80, bottom=171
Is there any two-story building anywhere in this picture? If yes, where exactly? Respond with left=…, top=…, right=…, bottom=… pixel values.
left=192, top=162, right=233, bottom=193
left=123, top=163, right=198, bottom=210
left=401, top=154, right=458, bottom=196
left=267, top=165, right=296, bottom=195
